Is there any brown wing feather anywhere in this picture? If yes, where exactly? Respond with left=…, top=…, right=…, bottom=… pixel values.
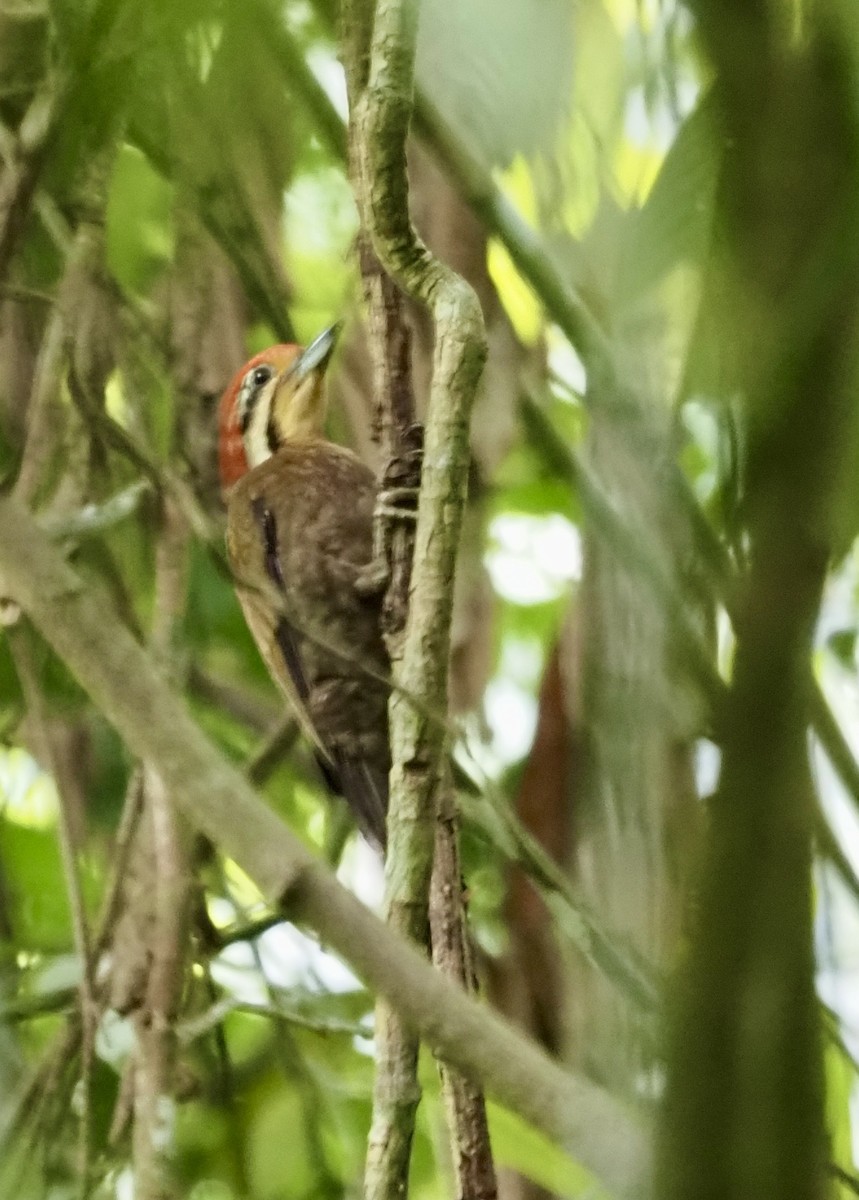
left=227, top=451, right=389, bottom=848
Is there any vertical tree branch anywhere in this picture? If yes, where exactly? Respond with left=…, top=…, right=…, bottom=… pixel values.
left=131, top=768, right=191, bottom=1200
left=342, top=2, right=424, bottom=1192
left=354, top=0, right=487, bottom=845
left=576, top=357, right=698, bottom=1099
left=346, top=0, right=495, bottom=1195
left=13, top=144, right=116, bottom=509
left=0, top=86, right=56, bottom=285
left=659, top=9, right=859, bottom=1200
left=430, top=779, right=496, bottom=1200
left=8, top=624, right=97, bottom=1199
left=130, top=498, right=193, bottom=1200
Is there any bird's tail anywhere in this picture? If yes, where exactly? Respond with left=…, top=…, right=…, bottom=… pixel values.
left=317, top=750, right=388, bottom=852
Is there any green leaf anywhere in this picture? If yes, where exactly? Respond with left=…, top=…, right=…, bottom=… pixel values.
left=828, top=629, right=857, bottom=669
left=825, top=1038, right=857, bottom=1199
left=0, top=822, right=97, bottom=952
left=106, top=145, right=175, bottom=295
left=487, top=1101, right=611, bottom=1199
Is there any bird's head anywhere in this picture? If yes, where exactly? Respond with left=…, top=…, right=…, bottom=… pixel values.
left=218, top=323, right=341, bottom=491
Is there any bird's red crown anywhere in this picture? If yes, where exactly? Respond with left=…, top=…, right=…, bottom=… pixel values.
left=218, top=344, right=300, bottom=491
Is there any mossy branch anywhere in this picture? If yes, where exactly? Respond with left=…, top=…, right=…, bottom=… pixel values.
left=349, top=0, right=497, bottom=1195
left=354, top=0, right=487, bottom=816
left=343, top=0, right=425, bottom=1192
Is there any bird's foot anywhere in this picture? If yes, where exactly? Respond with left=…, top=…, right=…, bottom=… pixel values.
left=381, top=423, right=423, bottom=498
left=357, top=425, right=423, bottom=599
left=355, top=556, right=390, bottom=597
left=375, top=485, right=419, bottom=524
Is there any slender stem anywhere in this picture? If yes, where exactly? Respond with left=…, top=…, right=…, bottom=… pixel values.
left=429, top=781, right=496, bottom=1200
left=0, top=86, right=57, bottom=284
left=349, top=0, right=499, bottom=1193
left=131, top=767, right=191, bottom=1200
left=8, top=626, right=96, bottom=1199
left=130, top=498, right=194, bottom=1200
left=343, top=1, right=429, bottom=1193
left=40, top=481, right=151, bottom=541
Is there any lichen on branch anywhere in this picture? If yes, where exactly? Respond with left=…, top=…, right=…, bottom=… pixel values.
left=350, top=0, right=487, bottom=837
left=346, top=0, right=492, bottom=1195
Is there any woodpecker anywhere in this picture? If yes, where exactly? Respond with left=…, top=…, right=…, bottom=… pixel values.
left=218, top=325, right=389, bottom=848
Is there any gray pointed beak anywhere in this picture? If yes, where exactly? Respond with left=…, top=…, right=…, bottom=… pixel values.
left=294, top=322, right=342, bottom=381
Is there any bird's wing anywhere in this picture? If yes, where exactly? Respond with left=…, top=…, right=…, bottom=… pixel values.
left=235, top=497, right=387, bottom=848
left=229, top=497, right=331, bottom=760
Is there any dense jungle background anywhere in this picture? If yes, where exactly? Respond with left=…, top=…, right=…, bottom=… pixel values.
left=1, top=0, right=859, bottom=1198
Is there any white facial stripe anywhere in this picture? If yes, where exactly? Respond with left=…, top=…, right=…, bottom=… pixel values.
left=237, top=364, right=275, bottom=433
left=243, top=382, right=274, bottom=468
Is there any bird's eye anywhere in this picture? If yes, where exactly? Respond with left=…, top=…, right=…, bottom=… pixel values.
left=237, top=363, right=275, bottom=434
